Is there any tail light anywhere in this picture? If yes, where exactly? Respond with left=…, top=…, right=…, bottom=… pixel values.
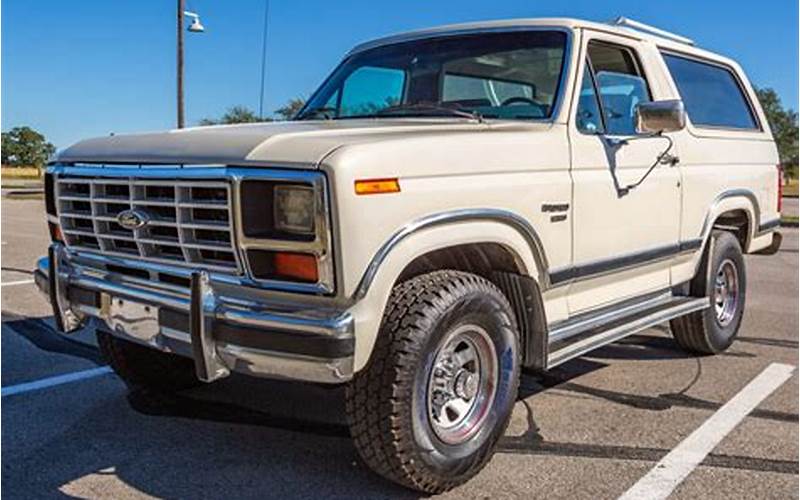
left=777, top=164, right=784, bottom=213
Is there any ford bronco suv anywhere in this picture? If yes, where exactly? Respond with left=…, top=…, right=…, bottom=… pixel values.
left=36, top=17, right=782, bottom=493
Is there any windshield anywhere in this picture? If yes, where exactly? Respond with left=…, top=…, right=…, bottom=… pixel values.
left=297, top=30, right=568, bottom=121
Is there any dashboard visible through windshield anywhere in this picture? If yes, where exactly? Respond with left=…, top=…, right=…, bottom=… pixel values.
left=297, top=30, right=568, bottom=121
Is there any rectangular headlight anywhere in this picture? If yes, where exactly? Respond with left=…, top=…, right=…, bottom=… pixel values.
left=274, top=185, right=315, bottom=235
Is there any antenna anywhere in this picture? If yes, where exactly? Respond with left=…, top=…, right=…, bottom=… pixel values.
left=610, top=17, right=695, bottom=46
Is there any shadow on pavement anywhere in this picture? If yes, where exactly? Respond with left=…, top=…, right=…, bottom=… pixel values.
left=3, top=315, right=797, bottom=498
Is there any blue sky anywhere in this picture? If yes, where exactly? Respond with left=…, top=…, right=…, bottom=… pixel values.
left=2, top=0, right=797, bottom=149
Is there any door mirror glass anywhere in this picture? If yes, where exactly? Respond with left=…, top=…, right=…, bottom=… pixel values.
left=635, top=99, right=687, bottom=134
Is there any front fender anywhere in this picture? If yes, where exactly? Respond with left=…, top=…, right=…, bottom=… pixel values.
left=347, top=215, right=547, bottom=372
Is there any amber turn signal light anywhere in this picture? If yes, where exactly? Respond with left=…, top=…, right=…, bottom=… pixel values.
left=273, top=252, right=319, bottom=283
left=355, top=178, right=400, bottom=195
left=48, top=222, right=64, bottom=243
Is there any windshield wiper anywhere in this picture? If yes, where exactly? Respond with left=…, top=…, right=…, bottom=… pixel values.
left=375, top=104, right=484, bottom=123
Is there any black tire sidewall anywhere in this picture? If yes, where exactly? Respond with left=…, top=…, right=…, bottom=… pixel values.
left=408, top=287, right=519, bottom=478
left=702, top=233, right=747, bottom=351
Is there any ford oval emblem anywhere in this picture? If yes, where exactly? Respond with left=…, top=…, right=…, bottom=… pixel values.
left=117, top=209, right=150, bottom=230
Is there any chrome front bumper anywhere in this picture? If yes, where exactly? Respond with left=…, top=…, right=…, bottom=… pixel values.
left=35, top=244, right=354, bottom=384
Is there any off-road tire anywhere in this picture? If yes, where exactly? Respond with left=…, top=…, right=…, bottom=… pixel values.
left=345, top=270, right=520, bottom=494
left=97, top=329, right=201, bottom=393
left=671, top=231, right=747, bottom=354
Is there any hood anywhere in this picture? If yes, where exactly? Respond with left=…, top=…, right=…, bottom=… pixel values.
left=54, top=119, right=516, bottom=168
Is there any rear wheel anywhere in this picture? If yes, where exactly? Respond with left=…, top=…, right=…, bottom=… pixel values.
left=345, top=270, right=520, bottom=494
left=98, top=329, right=201, bottom=393
left=671, top=231, right=747, bottom=354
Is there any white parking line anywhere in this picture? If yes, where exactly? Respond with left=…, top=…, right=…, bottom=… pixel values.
left=618, top=362, right=795, bottom=500
left=0, top=279, right=34, bottom=288
left=1, top=366, right=114, bottom=398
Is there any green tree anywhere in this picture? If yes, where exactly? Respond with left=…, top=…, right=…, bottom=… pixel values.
left=755, top=87, right=799, bottom=179
left=198, top=105, right=265, bottom=125
left=274, top=98, right=306, bottom=121
left=1, top=126, right=56, bottom=172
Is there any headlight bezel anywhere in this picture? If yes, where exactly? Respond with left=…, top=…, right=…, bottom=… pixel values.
left=235, top=170, right=334, bottom=294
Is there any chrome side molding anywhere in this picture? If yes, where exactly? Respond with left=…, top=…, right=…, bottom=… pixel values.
left=351, top=208, right=552, bottom=300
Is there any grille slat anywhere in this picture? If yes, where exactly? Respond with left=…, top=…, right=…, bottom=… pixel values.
left=57, top=176, right=240, bottom=273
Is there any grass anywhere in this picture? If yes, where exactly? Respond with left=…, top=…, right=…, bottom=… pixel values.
left=1, top=166, right=43, bottom=181
left=783, top=178, right=798, bottom=198
left=781, top=214, right=799, bottom=226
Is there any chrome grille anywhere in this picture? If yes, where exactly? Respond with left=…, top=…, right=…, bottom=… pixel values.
left=56, top=176, right=240, bottom=273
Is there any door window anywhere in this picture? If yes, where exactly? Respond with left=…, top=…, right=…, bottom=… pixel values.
left=576, top=64, right=604, bottom=134
left=577, top=42, right=652, bottom=135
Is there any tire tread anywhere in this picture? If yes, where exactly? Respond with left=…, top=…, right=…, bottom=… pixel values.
left=345, top=270, right=519, bottom=494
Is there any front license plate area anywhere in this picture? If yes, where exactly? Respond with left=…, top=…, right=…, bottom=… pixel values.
left=103, top=295, right=160, bottom=342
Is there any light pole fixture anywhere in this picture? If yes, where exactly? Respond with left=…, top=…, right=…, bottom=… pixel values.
left=177, top=1, right=205, bottom=129
left=185, top=11, right=205, bottom=33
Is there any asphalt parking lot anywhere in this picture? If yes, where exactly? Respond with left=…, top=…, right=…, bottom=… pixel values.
left=2, top=196, right=797, bottom=499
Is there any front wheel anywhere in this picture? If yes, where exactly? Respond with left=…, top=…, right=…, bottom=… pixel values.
left=671, top=231, right=747, bottom=354
left=345, top=271, right=520, bottom=494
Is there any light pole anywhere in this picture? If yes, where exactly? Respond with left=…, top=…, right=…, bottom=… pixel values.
left=177, top=1, right=205, bottom=129
left=258, top=0, right=270, bottom=120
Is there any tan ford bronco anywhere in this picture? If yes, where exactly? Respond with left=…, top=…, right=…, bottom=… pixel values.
left=36, top=17, right=782, bottom=493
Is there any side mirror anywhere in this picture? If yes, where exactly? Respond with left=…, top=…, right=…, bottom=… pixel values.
left=635, top=100, right=686, bottom=134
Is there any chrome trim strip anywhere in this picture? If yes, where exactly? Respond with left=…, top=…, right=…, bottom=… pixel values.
left=230, top=168, right=335, bottom=294
left=550, top=189, right=763, bottom=287
left=549, top=242, right=684, bottom=285
left=353, top=190, right=765, bottom=299
left=757, top=218, right=780, bottom=234
left=698, top=189, right=760, bottom=247
left=216, top=345, right=353, bottom=383
left=352, top=208, right=551, bottom=300
left=547, top=297, right=709, bottom=368
left=548, top=290, right=672, bottom=343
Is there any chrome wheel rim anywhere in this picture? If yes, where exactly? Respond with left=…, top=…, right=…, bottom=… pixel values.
left=714, top=259, right=739, bottom=326
left=427, top=324, right=498, bottom=445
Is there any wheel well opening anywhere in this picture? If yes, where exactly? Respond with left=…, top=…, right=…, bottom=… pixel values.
left=395, top=243, right=546, bottom=369
left=712, top=209, right=750, bottom=248
left=396, top=243, right=523, bottom=284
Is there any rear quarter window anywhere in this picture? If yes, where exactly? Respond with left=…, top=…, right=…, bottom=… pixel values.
left=662, top=53, right=759, bottom=130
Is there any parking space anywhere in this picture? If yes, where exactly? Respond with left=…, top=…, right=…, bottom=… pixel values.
left=2, top=196, right=797, bottom=499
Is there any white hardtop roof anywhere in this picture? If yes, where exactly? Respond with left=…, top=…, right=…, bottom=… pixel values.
left=348, top=17, right=732, bottom=66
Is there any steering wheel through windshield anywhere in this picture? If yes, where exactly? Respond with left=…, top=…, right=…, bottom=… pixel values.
left=500, top=96, right=538, bottom=106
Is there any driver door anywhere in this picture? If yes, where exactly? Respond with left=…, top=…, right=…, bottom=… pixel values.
left=566, top=33, right=681, bottom=314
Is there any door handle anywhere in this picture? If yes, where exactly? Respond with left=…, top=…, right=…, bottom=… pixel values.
left=660, top=153, right=680, bottom=166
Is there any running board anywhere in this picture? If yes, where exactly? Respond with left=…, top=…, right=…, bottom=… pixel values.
left=546, top=296, right=709, bottom=369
